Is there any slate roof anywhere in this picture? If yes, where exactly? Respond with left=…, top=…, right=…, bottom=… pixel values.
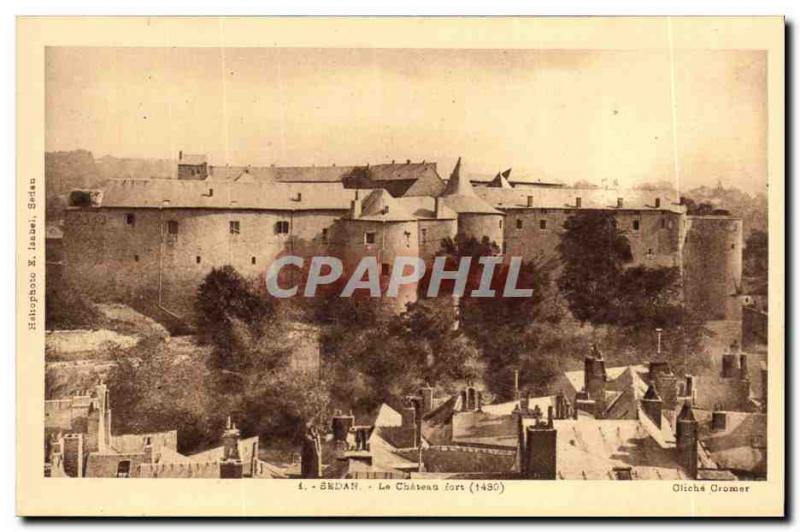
left=83, top=179, right=365, bottom=211
left=695, top=410, right=767, bottom=475
left=394, top=196, right=457, bottom=220
left=522, top=417, right=690, bottom=480
left=476, top=186, right=684, bottom=213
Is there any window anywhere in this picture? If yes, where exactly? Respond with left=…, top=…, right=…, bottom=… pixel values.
left=421, top=228, right=427, bottom=241
left=275, top=221, right=290, bottom=234
left=116, top=460, right=131, bottom=478
left=321, top=228, right=328, bottom=243
left=539, top=219, right=547, bottom=230
left=125, top=213, right=136, bottom=226
left=365, top=232, right=376, bottom=245
left=632, top=220, right=640, bottom=231
left=229, top=220, right=240, bottom=235
left=516, top=219, right=523, bottom=229
left=208, top=188, right=214, bottom=197
left=134, top=254, right=139, bottom=262
left=646, top=248, right=654, bottom=256
left=166, top=220, right=179, bottom=235
left=499, top=219, right=503, bottom=229
left=196, top=256, right=201, bottom=264
left=381, top=263, right=391, bottom=276
left=143, top=436, right=152, bottom=446
left=251, top=256, right=256, bottom=265
left=660, top=218, right=666, bottom=229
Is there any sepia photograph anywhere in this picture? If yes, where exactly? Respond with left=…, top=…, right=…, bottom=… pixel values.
left=16, top=16, right=785, bottom=517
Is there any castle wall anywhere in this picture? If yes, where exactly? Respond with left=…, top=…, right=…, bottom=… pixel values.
left=502, top=208, right=683, bottom=267
left=63, top=207, right=341, bottom=317
left=417, top=219, right=458, bottom=262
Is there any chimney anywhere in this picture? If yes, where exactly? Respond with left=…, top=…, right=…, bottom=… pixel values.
left=575, top=197, right=582, bottom=208
left=350, top=198, right=362, bottom=219
left=296, top=192, right=303, bottom=202
left=401, top=405, right=416, bottom=430
left=466, top=387, right=477, bottom=411
left=676, top=402, right=699, bottom=479
left=434, top=196, right=442, bottom=218
left=514, top=370, right=520, bottom=401
left=61, top=433, right=84, bottom=478
left=406, top=159, right=411, bottom=164
left=684, top=375, right=695, bottom=402
left=641, top=384, right=663, bottom=427
left=655, top=197, right=661, bottom=208
left=526, top=195, right=533, bottom=208
left=300, top=426, right=322, bottom=478
left=220, top=416, right=243, bottom=479
left=711, top=409, right=727, bottom=432
left=419, top=387, right=434, bottom=415
left=522, top=422, right=557, bottom=479
left=721, top=353, right=738, bottom=378
left=617, top=197, right=624, bottom=208
left=353, top=425, right=372, bottom=451
left=331, top=411, right=355, bottom=446
left=584, top=346, right=607, bottom=407
left=179, top=150, right=183, bottom=161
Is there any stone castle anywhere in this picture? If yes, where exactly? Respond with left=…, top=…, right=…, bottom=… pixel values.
left=62, top=152, right=743, bottom=342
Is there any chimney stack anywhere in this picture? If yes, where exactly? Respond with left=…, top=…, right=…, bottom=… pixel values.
left=350, top=198, right=362, bottom=219
left=575, top=197, right=582, bottom=208
left=522, top=422, right=557, bottom=479
left=220, top=416, right=243, bottom=479
left=655, top=197, right=661, bottom=208
left=721, top=352, right=738, bottom=378
left=300, top=426, right=322, bottom=478
left=179, top=150, right=183, bottom=161
left=676, top=402, right=699, bottom=479
left=617, top=197, right=624, bottom=208
left=711, top=408, right=727, bottom=432
left=331, top=411, right=355, bottom=446
left=419, top=386, right=434, bottom=414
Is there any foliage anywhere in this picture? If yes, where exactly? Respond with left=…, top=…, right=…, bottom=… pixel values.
left=557, top=211, right=633, bottom=324
left=743, top=229, right=768, bottom=290
left=195, top=265, right=274, bottom=369
left=45, top=279, right=103, bottom=331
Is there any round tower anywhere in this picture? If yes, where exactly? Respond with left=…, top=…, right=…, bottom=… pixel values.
left=439, top=157, right=505, bottom=251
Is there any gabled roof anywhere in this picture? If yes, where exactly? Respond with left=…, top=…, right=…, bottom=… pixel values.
left=357, top=189, right=416, bottom=221
left=487, top=172, right=513, bottom=189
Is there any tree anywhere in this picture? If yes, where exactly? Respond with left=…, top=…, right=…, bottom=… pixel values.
left=195, top=266, right=274, bottom=370
left=557, top=211, right=633, bottom=324
left=743, top=229, right=768, bottom=292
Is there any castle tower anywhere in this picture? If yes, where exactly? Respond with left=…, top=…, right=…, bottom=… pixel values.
left=682, top=215, right=743, bottom=351
left=439, top=157, right=505, bottom=251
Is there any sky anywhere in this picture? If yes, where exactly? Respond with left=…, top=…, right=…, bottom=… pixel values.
left=46, top=47, right=767, bottom=194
